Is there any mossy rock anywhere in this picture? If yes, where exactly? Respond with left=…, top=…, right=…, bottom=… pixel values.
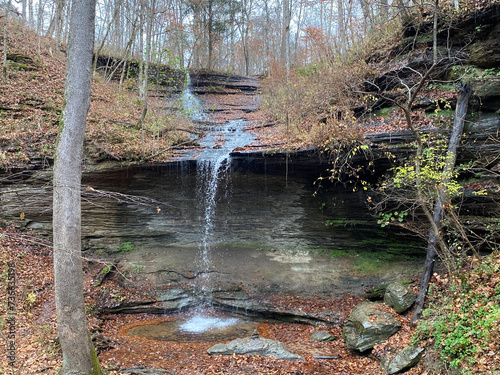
left=343, top=301, right=401, bottom=352
left=365, top=279, right=413, bottom=301
left=10, top=62, right=37, bottom=71
left=6, top=53, right=34, bottom=64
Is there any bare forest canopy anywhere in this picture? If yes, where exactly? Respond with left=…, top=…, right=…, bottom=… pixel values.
left=2, top=0, right=497, bottom=76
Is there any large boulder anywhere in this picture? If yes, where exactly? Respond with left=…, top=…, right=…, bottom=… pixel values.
left=383, top=282, right=416, bottom=314
left=383, top=346, right=424, bottom=374
left=343, top=302, right=401, bottom=352
left=207, top=336, right=303, bottom=361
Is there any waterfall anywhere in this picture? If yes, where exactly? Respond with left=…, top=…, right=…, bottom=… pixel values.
left=179, top=76, right=254, bottom=298
left=195, top=120, right=254, bottom=294
left=178, top=76, right=254, bottom=328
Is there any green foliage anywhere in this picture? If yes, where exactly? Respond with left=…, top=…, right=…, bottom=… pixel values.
left=414, top=252, right=500, bottom=373
left=377, top=211, right=408, bottom=227
left=115, top=240, right=134, bottom=254
left=377, top=134, right=463, bottom=224
left=125, top=264, right=144, bottom=274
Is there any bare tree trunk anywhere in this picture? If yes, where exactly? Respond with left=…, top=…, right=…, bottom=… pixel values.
left=359, top=0, right=373, bottom=32
left=53, top=0, right=104, bottom=373
left=281, top=0, right=291, bottom=74
left=433, top=0, right=439, bottom=64
left=137, top=0, right=154, bottom=130
left=21, top=0, right=27, bottom=21
left=337, top=0, right=346, bottom=55
left=92, top=0, right=124, bottom=77
left=412, top=83, right=472, bottom=323
left=2, top=0, right=9, bottom=82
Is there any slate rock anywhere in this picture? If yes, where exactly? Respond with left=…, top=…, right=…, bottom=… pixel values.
left=384, top=282, right=416, bottom=314
left=309, top=330, right=336, bottom=342
left=383, top=346, right=424, bottom=374
left=342, top=301, right=401, bottom=352
left=207, top=336, right=303, bottom=360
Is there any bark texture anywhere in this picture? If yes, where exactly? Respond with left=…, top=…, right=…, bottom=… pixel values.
left=52, top=0, right=102, bottom=373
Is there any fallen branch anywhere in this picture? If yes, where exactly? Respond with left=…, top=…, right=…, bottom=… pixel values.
left=93, top=261, right=119, bottom=287
left=313, top=355, right=341, bottom=360
left=83, top=186, right=162, bottom=207
left=91, top=142, right=122, bottom=161
left=248, top=121, right=275, bottom=130
left=107, top=119, right=136, bottom=128
left=158, top=127, right=204, bottom=137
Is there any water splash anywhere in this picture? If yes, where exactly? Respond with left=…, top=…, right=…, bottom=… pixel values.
left=179, top=315, right=239, bottom=333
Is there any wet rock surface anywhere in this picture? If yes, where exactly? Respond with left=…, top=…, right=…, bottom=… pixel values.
left=189, top=72, right=259, bottom=94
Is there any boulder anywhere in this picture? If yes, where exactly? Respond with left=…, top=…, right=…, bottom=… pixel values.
left=309, top=330, right=336, bottom=342
left=342, top=302, right=401, bottom=352
left=383, top=282, right=416, bottom=314
left=207, top=336, right=303, bottom=361
left=383, top=346, right=424, bottom=374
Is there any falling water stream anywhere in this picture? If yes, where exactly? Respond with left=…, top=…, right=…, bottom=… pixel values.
left=196, top=120, right=255, bottom=293
left=178, top=77, right=255, bottom=335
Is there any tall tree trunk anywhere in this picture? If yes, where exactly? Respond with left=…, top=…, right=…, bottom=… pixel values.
left=92, top=0, right=124, bottom=77
left=53, top=0, right=103, bottom=373
left=21, top=0, right=27, bottom=21
left=433, top=0, right=439, bottom=64
left=137, top=0, right=154, bottom=130
left=359, top=0, right=372, bottom=32
left=281, top=0, right=291, bottom=74
left=2, top=0, right=9, bottom=82
left=207, top=0, right=214, bottom=70
left=412, top=83, right=472, bottom=323
left=337, top=0, right=346, bottom=55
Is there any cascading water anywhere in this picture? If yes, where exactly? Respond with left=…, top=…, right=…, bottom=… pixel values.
left=181, top=74, right=206, bottom=121
left=196, top=120, right=254, bottom=294
left=181, top=75, right=255, bottom=333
